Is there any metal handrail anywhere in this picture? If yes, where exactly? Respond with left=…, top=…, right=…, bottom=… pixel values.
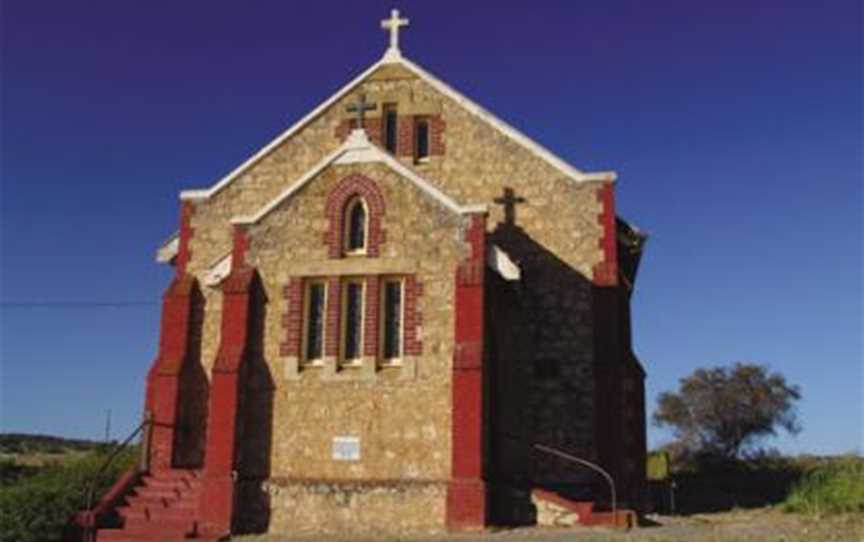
left=84, top=410, right=153, bottom=512
left=534, top=443, right=617, bottom=525
left=492, top=431, right=619, bottom=525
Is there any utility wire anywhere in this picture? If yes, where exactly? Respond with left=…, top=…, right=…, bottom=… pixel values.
left=0, top=301, right=158, bottom=308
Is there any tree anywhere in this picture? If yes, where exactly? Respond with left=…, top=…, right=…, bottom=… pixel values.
left=653, top=363, right=801, bottom=459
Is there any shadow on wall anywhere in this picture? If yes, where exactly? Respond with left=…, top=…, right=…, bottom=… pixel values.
left=235, top=275, right=274, bottom=534
left=485, top=187, right=646, bottom=523
left=174, top=283, right=209, bottom=469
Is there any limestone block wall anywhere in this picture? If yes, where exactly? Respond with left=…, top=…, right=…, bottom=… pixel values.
left=232, top=161, right=466, bottom=531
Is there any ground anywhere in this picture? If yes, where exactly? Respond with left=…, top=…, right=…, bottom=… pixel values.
left=235, top=508, right=864, bottom=542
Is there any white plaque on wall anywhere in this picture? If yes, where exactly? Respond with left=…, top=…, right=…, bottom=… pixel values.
left=332, top=436, right=361, bottom=461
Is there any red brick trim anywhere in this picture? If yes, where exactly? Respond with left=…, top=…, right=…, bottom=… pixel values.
left=447, top=212, right=488, bottom=530
left=335, top=114, right=446, bottom=159
left=280, top=278, right=304, bottom=358
left=396, top=116, right=414, bottom=157
left=324, top=174, right=387, bottom=258
left=198, top=267, right=257, bottom=536
left=281, top=274, right=423, bottom=362
left=144, top=273, right=198, bottom=470
left=324, top=277, right=342, bottom=357
left=363, top=275, right=381, bottom=357
left=176, top=201, right=196, bottom=275
left=403, top=276, right=424, bottom=356
left=399, top=115, right=446, bottom=159
left=592, top=182, right=618, bottom=286
left=429, top=116, right=446, bottom=156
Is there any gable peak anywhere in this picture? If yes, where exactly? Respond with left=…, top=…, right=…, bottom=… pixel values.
left=380, top=8, right=410, bottom=62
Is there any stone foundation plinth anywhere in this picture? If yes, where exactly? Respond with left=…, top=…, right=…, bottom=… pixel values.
left=264, top=478, right=447, bottom=534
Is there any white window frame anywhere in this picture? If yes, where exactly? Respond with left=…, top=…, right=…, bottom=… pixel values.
left=343, top=197, right=369, bottom=256
left=301, top=279, right=327, bottom=366
left=379, top=277, right=405, bottom=367
left=340, top=278, right=366, bottom=367
left=414, top=117, right=431, bottom=164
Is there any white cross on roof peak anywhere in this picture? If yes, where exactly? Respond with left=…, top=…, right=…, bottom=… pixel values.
left=381, top=9, right=409, bottom=59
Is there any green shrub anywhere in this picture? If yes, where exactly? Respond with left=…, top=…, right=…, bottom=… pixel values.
left=0, top=449, right=136, bottom=542
left=784, top=457, right=864, bottom=515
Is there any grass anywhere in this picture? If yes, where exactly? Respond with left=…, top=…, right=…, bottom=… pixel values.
left=783, top=456, right=864, bottom=515
left=0, top=447, right=137, bottom=542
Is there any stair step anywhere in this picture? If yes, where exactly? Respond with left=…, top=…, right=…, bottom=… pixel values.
left=143, top=477, right=199, bottom=491
left=124, top=494, right=174, bottom=508
left=532, top=489, right=594, bottom=516
left=121, top=515, right=196, bottom=534
left=581, top=509, right=638, bottom=528
left=148, top=468, right=200, bottom=480
left=97, top=527, right=194, bottom=541
left=133, top=486, right=183, bottom=499
left=116, top=506, right=149, bottom=521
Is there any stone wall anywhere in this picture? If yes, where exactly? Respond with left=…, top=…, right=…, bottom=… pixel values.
left=264, top=479, right=446, bottom=535
left=224, top=161, right=466, bottom=531
left=175, top=58, right=619, bottom=528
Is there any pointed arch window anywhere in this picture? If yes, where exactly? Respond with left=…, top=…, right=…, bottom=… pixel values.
left=344, top=197, right=368, bottom=254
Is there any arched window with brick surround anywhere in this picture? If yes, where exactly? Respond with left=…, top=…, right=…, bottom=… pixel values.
left=344, top=197, right=367, bottom=254
left=325, top=174, right=386, bottom=259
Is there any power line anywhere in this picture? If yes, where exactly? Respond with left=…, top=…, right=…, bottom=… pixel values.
left=0, top=301, right=158, bottom=308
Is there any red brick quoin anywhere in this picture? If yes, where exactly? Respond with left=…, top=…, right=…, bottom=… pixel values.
left=324, top=174, right=386, bottom=258
left=591, top=182, right=619, bottom=286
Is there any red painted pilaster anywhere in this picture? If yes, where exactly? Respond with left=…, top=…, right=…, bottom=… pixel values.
left=144, top=199, right=198, bottom=471
left=447, top=212, right=488, bottom=531
left=198, top=226, right=255, bottom=537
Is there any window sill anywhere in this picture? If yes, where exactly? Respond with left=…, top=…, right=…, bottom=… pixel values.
left=283, top=355, right=417, bottom=382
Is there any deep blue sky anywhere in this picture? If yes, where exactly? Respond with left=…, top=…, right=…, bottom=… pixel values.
left=1, top=1, right=861, bottom=454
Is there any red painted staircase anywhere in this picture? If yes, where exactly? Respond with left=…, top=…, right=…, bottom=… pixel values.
left=532, top=488, right=637, bottom=529
left=94, top=468, right=218, bottom=541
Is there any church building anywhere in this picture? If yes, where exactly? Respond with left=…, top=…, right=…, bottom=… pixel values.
left=80, top=9, right=648, bottom=540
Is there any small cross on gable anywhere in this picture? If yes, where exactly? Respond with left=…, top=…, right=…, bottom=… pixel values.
left=494, top=187, right=526, bottom=226
left=381, top=9, right=409, bottom=52
left=346, top=94, right=377, bottom=128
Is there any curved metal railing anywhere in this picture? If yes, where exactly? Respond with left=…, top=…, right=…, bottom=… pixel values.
left=493, top=431, right=618, bottom=524
left=84, top=410, right=152, bottom=511
left=533, top=443, right=617, bottom=524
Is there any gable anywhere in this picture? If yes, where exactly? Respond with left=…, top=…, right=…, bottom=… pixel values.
left=179, top=52, right=615, bottom=203
left=232, top=130, right=485, bottom=227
